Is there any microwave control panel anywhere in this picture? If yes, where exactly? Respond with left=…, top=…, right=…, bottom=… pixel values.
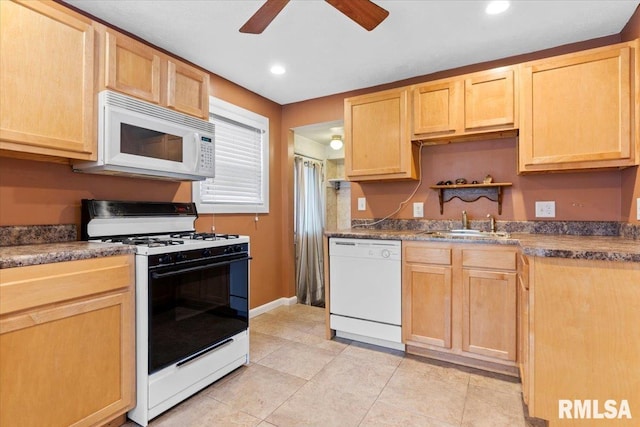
left=198, top=135, right=215, bottom=177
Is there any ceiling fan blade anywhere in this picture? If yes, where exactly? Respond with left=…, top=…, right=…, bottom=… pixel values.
left=240, top=0, right=290, bottom=34
left=325, top=0, right=389, bottom=31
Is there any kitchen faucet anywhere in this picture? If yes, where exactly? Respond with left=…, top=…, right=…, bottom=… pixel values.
left=462, top=210, right=469, bottom=229
left=487, top=214, right=496, bottom=232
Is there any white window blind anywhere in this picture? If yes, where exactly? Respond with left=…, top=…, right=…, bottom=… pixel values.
left=193, top=97, right=269, bottom=214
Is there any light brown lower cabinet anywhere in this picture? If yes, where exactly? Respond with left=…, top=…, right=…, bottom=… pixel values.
left=0, top=255, right=135, bottom=427
left=517, top=253, right=530, bottom=406
left=526, top=256, right=640, bottom=427
left=402, top=241, right=518, bottom=375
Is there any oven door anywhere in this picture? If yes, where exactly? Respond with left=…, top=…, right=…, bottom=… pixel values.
left=148, top=254, right=249, bottom=374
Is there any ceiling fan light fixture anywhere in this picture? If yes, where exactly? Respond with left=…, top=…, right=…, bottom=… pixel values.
left=485, top=0, right=510, bottom=15
left=330, top=135, right=344, bottom=150
left=270, top=64, right=286, bottom=75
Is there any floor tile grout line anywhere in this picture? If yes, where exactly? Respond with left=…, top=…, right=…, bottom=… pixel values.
left=356, top=356, right=403, bottom=426
left=258, top=362, right=319, bottom=426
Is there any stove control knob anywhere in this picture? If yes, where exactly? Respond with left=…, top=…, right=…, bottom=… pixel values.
left=202, top=248, right=212, bottom=257
left=159, top=254, right=173, bottom=264
left=223, top=247, right=231, bottom=254
left=175, top=252, right=187, bottom=262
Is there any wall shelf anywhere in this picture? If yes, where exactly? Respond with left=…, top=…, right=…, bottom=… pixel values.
left=429, top=183, right=512, bottom=214
left=327, top=178, right=348, bottom=190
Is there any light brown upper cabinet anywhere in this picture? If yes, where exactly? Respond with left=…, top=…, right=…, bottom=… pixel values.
left=412, top=80, right=461, bottom=136
left=167, top=59, right=210, bottom=119
left=519, top=41, right=638, bottom=173
left=104, top=30, right=161, bottom=105
left=464, top=68, right=516, bottom=130
left=0, top=0, right=96, bottom=161
left=99, top=27, right=210, bottom=119
left=345, top=88, right=420, bottom=181
left=412, top=67, right=517, bottom=142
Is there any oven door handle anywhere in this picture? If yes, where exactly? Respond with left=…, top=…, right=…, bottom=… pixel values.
left=150, top=256, right=252, bottom=279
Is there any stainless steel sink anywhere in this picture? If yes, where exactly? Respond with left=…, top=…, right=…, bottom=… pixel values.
left=417, top=229, right=511, bottom=239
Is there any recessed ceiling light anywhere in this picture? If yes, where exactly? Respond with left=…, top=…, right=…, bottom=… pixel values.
left=486, top=0, right=510, bottom=15
left=270, top=64, right=286, bottom=75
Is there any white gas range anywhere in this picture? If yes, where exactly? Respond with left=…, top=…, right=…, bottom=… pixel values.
left=82, top=200, right=250, bottom=426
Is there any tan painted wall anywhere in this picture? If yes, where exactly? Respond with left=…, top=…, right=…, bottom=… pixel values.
left=350, top=138, right=622, bottom=221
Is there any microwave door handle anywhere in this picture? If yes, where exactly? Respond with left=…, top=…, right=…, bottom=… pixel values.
left=193, top=133, right=201, bottom=171
left=151, top=256, right=252, bottom=279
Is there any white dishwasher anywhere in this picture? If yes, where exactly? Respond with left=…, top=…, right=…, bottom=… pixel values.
left=329, top=237, right=404, bottom=351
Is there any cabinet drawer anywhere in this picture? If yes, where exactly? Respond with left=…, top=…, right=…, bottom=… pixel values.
left=462, top=249, right=516, bottom=271
left=0, top=255, right=134, bottom=315
left=405, top=246, right=451, bottom=265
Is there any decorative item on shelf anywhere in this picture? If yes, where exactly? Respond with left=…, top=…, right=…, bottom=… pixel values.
left=329, top=135, right=344, bottom=150
left=429, top=179, right=512, bottom=214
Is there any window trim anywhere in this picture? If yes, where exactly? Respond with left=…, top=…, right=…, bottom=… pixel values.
left=192, top=97, right=269, bottom=214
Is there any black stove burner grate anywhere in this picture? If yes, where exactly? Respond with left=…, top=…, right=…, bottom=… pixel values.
left=102, top=236, right=185, bottom=247
left=170, top=232, right=240, bottom=241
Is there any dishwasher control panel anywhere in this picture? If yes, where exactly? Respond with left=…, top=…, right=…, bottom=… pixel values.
left=329, top=238, right=401, bottom=260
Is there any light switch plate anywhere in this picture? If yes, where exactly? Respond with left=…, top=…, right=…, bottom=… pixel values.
left=413, top=202, right=424, bottom=218
left=357, top=197, right=366, bottom=211
left=637, top=198, right=640, bottom=220
left=535, top=201, right=556, bottom=218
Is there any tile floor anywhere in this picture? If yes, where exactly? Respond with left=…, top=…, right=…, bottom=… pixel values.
left=127, top=304, right=528, bottom=427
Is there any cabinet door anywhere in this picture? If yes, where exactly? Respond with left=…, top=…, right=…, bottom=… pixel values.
left=412, top=80, right=461, bottom=137
left=465, top=68, right=515, bottom=130
left=0, top=291, right=134, bottom=427
left=462, top=269, right=517, bottom=361
left=105, top=30, right=161, bottom=104
left=0, top=255, right=134, bottom=427
left=345, top=88, right=418, bottom=181
left=519, top=44, right=635, bottom=172
left=167, top=59, right=210, bottom=119
left=402, top=263, right=453, bottom=349
left=0, top=0, right=95, bottom=160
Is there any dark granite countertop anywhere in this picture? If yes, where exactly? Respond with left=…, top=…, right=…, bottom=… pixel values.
left=325, top=229, right=640, bottom=263
left=0, top=242, right=136, bottom=269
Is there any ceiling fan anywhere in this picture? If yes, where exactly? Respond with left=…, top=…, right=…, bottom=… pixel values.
left=239, top=0, right=389, bottom=34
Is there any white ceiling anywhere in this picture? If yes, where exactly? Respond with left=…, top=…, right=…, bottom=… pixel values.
left=64, top=0, right=639, bottom=107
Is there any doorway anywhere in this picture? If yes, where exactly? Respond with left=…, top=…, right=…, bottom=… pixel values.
left=293, top=120, right=349, bottom=307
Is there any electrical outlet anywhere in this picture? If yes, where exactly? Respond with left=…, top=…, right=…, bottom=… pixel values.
left=357, top=197, right=366, bottom=211
left=535, top=201, right=556, bottom=218
left=637, top=198, right=640, bottom=220
left=413, top=202, right=424, bottom=218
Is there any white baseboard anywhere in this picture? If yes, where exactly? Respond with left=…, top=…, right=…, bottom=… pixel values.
left=249, top=296, right=298, bottom=318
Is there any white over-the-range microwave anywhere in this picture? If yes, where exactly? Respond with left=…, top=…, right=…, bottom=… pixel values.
left=73, top=90, right=215, bottom=181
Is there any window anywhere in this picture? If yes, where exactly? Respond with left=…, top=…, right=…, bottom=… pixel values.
left=193, top=97, right=269, bottom=214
